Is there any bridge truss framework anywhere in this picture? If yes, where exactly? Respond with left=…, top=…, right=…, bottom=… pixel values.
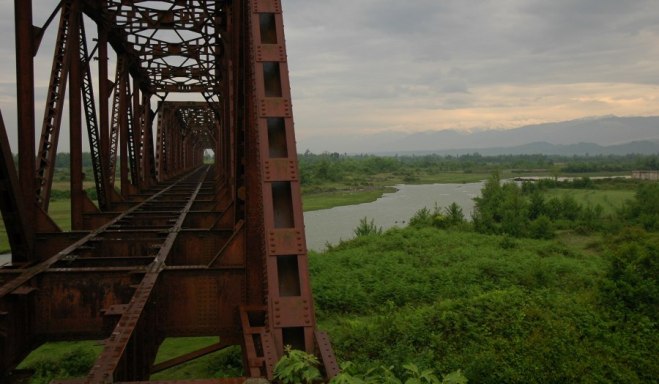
left=0, top=0, right=338, bottom=382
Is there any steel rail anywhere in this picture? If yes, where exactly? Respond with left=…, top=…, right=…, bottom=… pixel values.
left=0, top=166, right=208, bottom=299
left=86, top=165, right=210, bottom=381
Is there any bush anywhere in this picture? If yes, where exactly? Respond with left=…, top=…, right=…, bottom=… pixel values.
left=621, top=183, right=659, bottom=231
left=444, top=203, right=466, bottom=227
left=409, top=204, right=465, bottom=230
left=473, top=173, right=528, bottom=237
left=273, top=346, right=322, bottom=384
left=600, top=229, right=659, bottom=319
left=409, top=207, right=433, bottom=228
left=529, top=215, right=553, bottom=239
left=312, top=223, right=659, bottom=383
left=354, top=217, right=383, bottom=237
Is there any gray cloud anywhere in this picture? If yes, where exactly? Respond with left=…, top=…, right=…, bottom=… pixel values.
left=281, top=0, right=659, bottom=151
left=0, top=1, right=657, bottom=153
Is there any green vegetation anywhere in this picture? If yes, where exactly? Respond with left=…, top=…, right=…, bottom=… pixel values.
left=330, top=363, right=467, bottom=384
left=18, top=337, right=243, bottom=381
left=471, top=174, right=657, bottom=237
left=303, top=187, right=396, bottom=211
left=299, top=152, right=658, bottom=211
left=544, top=188, right=634, bottom=215
left=150, top=338, right=243, bottom=379
left=17, top=341, right=102, bottom=384
left=309, top=174, right=658, bottom=383
left=353, top=217, right=383, bottom=238
left=6, top=153, right=659, bottom=382
left=274, top=346, right=323, bottom=384
left=0, top=200, right=71, bottom=253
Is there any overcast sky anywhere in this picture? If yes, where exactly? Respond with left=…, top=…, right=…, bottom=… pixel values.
left=281, top=0, right=659, bottom=150
left=0, top=1, right=658, bottom=152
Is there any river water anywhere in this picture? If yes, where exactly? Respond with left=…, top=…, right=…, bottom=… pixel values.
left=303, top=182, right=483, bottom=251
left=0, top=182, right=484, bottom=264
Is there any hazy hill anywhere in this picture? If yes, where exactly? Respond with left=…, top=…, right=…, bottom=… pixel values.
left=382, top=140, right=659, bottom=157
left=299, top=115, right=659, bottom=155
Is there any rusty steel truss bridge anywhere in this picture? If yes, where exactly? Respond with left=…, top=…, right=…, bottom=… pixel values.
left=0, top=0, right=338, bottom=382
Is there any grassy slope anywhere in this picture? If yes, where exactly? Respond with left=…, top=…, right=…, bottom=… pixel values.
left=310, top=227, right=658, bottom=383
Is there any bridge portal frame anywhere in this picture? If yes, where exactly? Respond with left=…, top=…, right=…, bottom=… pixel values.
left=0, top=0, right=338, bottom=382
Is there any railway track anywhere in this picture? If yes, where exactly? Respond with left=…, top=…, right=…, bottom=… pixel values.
left=1, top=166, right=227, bottom=381
left=1, top=1, right=337, bottom=380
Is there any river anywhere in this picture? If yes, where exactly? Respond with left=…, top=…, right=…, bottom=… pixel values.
left=0, top=182, right=483, bottom=264
left=303, top=182, right=483, bottom=251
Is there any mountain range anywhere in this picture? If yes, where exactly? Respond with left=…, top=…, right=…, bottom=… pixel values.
left=298, top=115, right=659, bottom=156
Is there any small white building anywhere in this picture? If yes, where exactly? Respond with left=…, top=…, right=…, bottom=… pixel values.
left=632, top=170, right=659, bottom=181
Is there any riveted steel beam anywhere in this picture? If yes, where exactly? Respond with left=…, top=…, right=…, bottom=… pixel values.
left=1, top=1, right=337, bottom=381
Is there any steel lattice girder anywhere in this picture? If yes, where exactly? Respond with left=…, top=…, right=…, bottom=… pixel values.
left=0, top=0, right=338, bottom=382
left=87, top=0, right=225, bottom=94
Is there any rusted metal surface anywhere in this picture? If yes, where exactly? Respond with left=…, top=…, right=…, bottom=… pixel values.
left=0, top=111, right=33, bottom=262
left=0, top=0, right=337, bottom=382
left=35, top=0, right=72, bottom=211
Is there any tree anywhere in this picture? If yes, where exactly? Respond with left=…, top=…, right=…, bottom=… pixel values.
left=354, top=217, right=383, bottom=237
left=444, top=202, right=466, bottom=226
left=472, top=172, right=504, bottom=234
left=499, top=182, right=528, bottom=237
left=473, top=173, right=528, bottom=237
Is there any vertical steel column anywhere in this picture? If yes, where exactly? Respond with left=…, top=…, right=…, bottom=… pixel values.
left=78, top=19, right=107, bottom=211
left=119, top=65, right=130, bottom=198
left=98, top=24, right=113, bottom=207
left=108, top=57, right=124, bottom=192
left=174, top=126, right=181, bottom=176
left=246, top=0, right=335, bottom=376
left=68, top=0, right=84, bottom=230
left=142, top=93, right=156, bottom=187
left=35, top=1, right=72, bottom=211
left=14, top=0, right=36, bottom=232
left=155, top=104, right=166, bottom=182
left=129, top=81, right=141, bottom=188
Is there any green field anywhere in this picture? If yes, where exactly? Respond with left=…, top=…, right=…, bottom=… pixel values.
left=302, top=187, right=397, bottom=211
left=0, top=200, right=72, bottom=254
left=544, top=188, right=634, bottom=215
left=17, top=336, right=243, bottom=381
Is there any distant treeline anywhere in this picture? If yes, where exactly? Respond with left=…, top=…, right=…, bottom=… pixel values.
left=12, top=152, right=96, bottom=169
left=13, top=151, right=659, bottom=181
left=298, top=151, right=659, bottom=185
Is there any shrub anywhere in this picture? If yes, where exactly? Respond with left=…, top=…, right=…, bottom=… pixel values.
left=600, top=229, right=659, bottom=319
left=273, top=346, right=322, bottom=384
left=410, top=204, right=465, bottom=230
left=409, top=207, right=433, bottom=228
left=444, top=203, right=466, bottom=227
left=529, top=215, right=553, bottom=239
left=353, top=217, right=383, bottom=237
left=473, top=173, right=528, bottom=237
left=621, top=183, right=659, bottom=231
